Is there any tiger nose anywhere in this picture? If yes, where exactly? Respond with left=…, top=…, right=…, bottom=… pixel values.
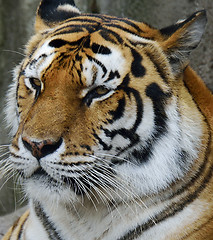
left=22, top=137, right=63, bottom=160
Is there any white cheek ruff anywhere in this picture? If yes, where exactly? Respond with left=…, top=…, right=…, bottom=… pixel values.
left=116, top=96, right=203, bottom=197
left=5, top=65, right=21, bottom=137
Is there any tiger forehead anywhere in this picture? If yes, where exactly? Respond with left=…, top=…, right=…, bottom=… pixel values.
left=24, top=35, right=128, bottom=86
left=22, top=14, right=163, bottom=87
left=44, top=13, right=149, bottom=40
left=27, top=14, right=159, bottom=57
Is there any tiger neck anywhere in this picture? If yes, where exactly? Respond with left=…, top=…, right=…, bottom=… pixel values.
left=180, top=66, right=213, bottom=191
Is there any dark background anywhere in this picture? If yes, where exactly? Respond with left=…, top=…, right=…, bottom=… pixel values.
left=0, top=0, right=212, bottom=216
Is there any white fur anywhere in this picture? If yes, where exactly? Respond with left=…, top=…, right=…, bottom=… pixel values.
left=82, top=46, right=125, bottom=89
left=24, top=194, right=207, bottom=240
left=25, top=202, right=49, bottom=240
left=24, top=41, right=56, bottom=80
left=117, top=97, right=202, bottom=197
left=4, top=65, right=21, bottom=136
left=57, top=4, right=81, bottom=14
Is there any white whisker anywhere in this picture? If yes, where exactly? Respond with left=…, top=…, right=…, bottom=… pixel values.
left=1, top=49, right=26, bottom=57
left=87, top=154, right=158, bottom=225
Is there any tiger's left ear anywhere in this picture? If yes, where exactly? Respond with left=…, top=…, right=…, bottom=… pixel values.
left=160, top=10, right=207, bottom=74
left=35, top=0, right=81, bottom=32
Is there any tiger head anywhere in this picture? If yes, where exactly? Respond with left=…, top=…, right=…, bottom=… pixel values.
left=6, top=0, right=207, bottom=204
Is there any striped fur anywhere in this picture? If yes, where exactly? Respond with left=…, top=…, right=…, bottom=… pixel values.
left=1, top=0, right=213, bottom=239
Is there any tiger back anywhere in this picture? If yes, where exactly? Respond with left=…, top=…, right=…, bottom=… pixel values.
left=1, top=0, right=213, bottom=239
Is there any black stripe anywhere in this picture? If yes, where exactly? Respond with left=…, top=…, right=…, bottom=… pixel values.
left=81, top=13, right=111, bottom=21
left=146, top=83, right=171, bottom=135
left=64, top=15, right=104, bottom=24
left=29, top=54, right=47, bottom=68
left=51, top=26, right=85, bottom=35
left=16, top=66, right=27, bottom=118
left=93, top=130, right=112, bottom=151
left=129, top=40, right=148, bottom=48
left=99, top=15, right=143, bottom=34
left=169, top=149, right=208, bottom=200
left=103, top=87, right=143, bottom=155
left=87, top=55, right=107, bottom=78
left=17, top=216, right=28, bottom=240
left=108, top=96, right=126, bottom=123
left=116, top=18, right=143, bottom=33
left=58, top=37, right=86, bottom=47
left=41, top=49, right=76, bottom=80
left=52, top=25, right=97, bottom=36
left=99, top=30, right=118, bottom=44
left=105, top=70, right=120, bottom=83
left=49, top=39, right=73, bottom=48
left=131, top=49, right=146, bottom=78
left=8, top=217, right=20, bottom=239
left=128, top=88, right=143, bottom=132
left=120, top=74, right=130, bottom=87
left=105, top=23, right=141, bottom=36
left=107, top=74, right=129, bottom=123
left=83, top=36, right=91, bottom=48
left=50, top=18, right=102, bottom=35
left=130, top=83, right=170, bottom=163
left=76, top=69, right=84, bottom=86
left=80, top=144, right=92, bottom=151
left=145, top=50, right=169, bottom=83
left=34, top=201, right=63, bottom=240
left=100, top=28, right=124, bottom=44
left=18, top=95, right=26, bottom=99
left=91, top=43, right=112, bottom=55
left=105, top=128, right=140, bottom=149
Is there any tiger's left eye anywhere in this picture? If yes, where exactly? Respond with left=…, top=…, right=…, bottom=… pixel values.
left=95, top=86, right=110, bottom=95
left=83, top=85, right=111, bottom=106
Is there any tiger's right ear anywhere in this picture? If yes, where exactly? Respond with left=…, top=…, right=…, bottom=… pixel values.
left=35, top=0, right=81, bottom=32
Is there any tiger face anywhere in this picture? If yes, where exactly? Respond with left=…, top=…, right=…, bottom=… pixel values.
left=6, top=2, right=207, bottom=205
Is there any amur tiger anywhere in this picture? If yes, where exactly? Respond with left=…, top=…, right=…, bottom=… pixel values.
left=1, top=0, right=213, bottom=239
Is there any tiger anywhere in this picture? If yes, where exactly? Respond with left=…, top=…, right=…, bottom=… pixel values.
left=1, top=0, right=213, bottom=239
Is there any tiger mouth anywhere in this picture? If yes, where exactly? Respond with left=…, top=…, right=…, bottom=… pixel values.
left=33, top=167, right=48, bottom=177
left=29, top=167, right=59, bottom=185
left=25, top=167, right=91, bottom=195
left=18, top=162, right=115, bottom=196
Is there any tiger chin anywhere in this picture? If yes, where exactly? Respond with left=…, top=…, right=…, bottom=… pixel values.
left=1, top=0, right=213, bottom=239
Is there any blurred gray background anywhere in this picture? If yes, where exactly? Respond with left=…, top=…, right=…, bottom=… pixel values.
left=0, top=0, right=212, bottom=216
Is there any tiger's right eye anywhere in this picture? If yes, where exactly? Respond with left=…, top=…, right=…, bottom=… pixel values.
left=29, top=78, right=41, bottom=90
left=28, top=78, right=42, bottom=99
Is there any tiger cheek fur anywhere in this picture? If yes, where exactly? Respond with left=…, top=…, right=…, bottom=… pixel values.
left=2, top=0, right=213, bottom=240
